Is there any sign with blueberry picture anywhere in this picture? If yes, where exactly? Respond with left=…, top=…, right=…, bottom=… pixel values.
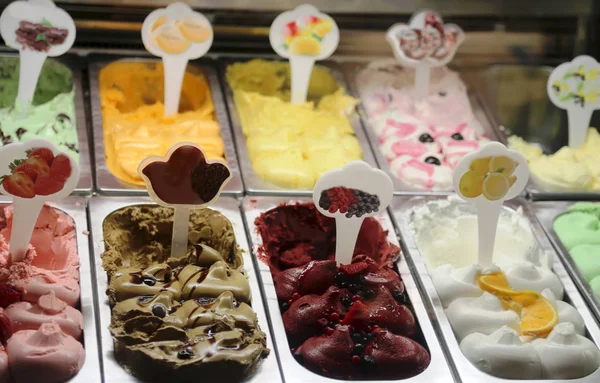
left=0, top=138, right=79, bottom=262
left=547, top=55, right=600, bottom=147
left=452, top=141, right=528, bottom=267
left=138, top=142, right=232, bottom=259
left=313, top=161, right=393, bottom=265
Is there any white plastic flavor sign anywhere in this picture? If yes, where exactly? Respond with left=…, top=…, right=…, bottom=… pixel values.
left=0, top=138, right=79, bottom=261
left=547, top=55, right=600, bottom=147
left=0, top=0, right=76, bottom=112
left=386, top=10, right=464, bottom=99
left=269, top=4, right=339, bottom=104
left=452, top=142, right=529, bottom=267
left=141, top=2, right=214, bottom=116
left=138, top=142, right=231, bottom=259
left=313, top=161, right=393, bottom=265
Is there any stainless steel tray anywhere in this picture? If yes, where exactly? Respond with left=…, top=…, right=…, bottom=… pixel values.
left=87, top=55, right=244, bottom=196
left=0, top=196, right=102, bottom=382
left=532, top=201, right=600, bottom=323
left=391, top=195, right=600, bottom=383
left=0, top=53, right=93, bottom=194
left=342, top=61, right=501, bottom=196
left=478, top=64, right=600, bottom=201
left=241, top=196, right=456, bottom=383
left=87, top=196, right=282, bottom=383
left=219, top=58, right=378, bottom=195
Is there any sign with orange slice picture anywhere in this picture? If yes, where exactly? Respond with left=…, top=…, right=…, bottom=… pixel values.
left=269, top=4, right=340, bottom=104
left=141, top=2, right=213, bottom=116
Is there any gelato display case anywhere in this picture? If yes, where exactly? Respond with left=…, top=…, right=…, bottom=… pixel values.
left=0, top=0, right=597, bottom=382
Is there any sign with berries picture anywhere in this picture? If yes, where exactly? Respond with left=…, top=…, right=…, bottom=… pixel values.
left=0, top=0, right=76, bottom=113
left=139, top=142, right=231, bottom=259
left=547, top=55, right=600, bottom=147
left=269, top=4, right=340, bottom=104
left=0, top=138, right=79, bottom=261
left=452, top=141, right=529, bottom=267
left=313, top=161, right=393, bottom=265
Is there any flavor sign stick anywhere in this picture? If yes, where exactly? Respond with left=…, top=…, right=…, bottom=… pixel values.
left=141, top=2, right=213, bottom=117
left=138, top=142, right=232, bottom=258
left=0, top=138, right=79, bottom=261
left=386, top=10, right=463, bottom=100
left=0, top=0, right=75, bottom=117
left=453, top=142, right=528, bottom=268
left=270, top=4, right=339, bottom=104
left=313, top=161, right=393, bottom=265
left=547, top=55, right=600, bottom=147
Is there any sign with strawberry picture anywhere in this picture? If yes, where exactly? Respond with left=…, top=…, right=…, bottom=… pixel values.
left=452, top=141, right=528, bottom=267
left=0, top=138, right=78, bottom=261
left=138, top=142, right=231, bottom=259
left=269, top=4, right=339, bottom=104
left=313, top=161, right=393, bottom=265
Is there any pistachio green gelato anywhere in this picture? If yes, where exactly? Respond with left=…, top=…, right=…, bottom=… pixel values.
left=0, top=57, right=78, bottom=159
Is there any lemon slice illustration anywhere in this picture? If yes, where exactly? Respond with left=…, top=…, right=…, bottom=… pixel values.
left=490, top=155, right=517, bottom=176
left=155, top=24, right=191, bottom=54
left=178, top=17, right=211, bottom=43
left=459, top=169, right=484, bottom=198
left=482, top=172, right=510, bottom=201
left=289, top=36, right=321, bottom=56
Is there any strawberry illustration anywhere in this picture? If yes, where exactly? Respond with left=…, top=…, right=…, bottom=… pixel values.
left=26, top=147, right=54, bottom=166
left=0, top=284, right=21, bottom=308
left=12, top=161, right=38, bottom=180
left=49, top=154, right=72, bottom=182
left=1, top=171, right=35, bottom=198
left=34, top=174, right=64, bottom=196
left=12, top=156, right=50, bottom=181
left=284, top=21, right=298, bottom=38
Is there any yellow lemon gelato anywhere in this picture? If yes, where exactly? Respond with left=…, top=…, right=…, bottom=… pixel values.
left=226, top=59, right=362, bottom=188
left=99, top=61, right=225, bottom=186
left=509, top=128, right=600, bottom=190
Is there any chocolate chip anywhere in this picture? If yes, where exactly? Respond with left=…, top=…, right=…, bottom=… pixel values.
left=177, top=348, right=194, bottom=359
left=152, top=304, right=167, bottom=318
left=438, top=91, right=447, bottom=97
left=141, top=276, right=156, bottom=286
left=419, top=133, right=434, bottom=143
left=451, top=133, right=464, bottom=140
left=424, top=156, right=441, bottom=166
left=15, top=127, right=26, bottom=139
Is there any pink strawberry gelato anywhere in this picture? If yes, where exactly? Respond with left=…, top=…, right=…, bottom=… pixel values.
left=0, top=204, right=85, bottom=382
left=7, top=323, right=85, bottom=382
left=355, top=59, right=489, bottom=190
left=0, top=204, right=80, bottom=306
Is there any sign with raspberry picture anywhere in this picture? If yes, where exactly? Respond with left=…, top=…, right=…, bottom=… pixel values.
left=313, top=161, right=393, bottom=265
left=138, top=142, right=231, bottom=259
left=0, top=0, right=76, bottom=115
left=547, top=55, right=600, bottom=147
left=141, top=2, right=213, bottom=116
left=386, top=10, right=464, bottom=99
left=452, top=141, right=529, bottom=267
left=269, top=4, right=339, bottom=104
left=0, top=138, right=79, bottom=261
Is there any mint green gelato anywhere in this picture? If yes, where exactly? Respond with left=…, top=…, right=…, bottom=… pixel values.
left=554, top=203, right=600, bottom=297
left=0, top=57, right=78, bottom=159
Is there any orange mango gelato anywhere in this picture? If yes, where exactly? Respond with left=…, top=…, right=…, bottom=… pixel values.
left=99, top=61, right=225, bottom=186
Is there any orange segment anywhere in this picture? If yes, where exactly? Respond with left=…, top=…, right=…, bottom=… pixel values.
left=155, top=24, right=191, bottom=54
left=521, top=296, right=558, bottom=337
left=477, top=271, right=558, bottom=338
left=178, top=17, right=211, bottom=43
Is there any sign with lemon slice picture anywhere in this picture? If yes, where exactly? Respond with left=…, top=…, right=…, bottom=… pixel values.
left=452, top=142, right=529, bottom=267
left=141, top=3, right=213, bottom=116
